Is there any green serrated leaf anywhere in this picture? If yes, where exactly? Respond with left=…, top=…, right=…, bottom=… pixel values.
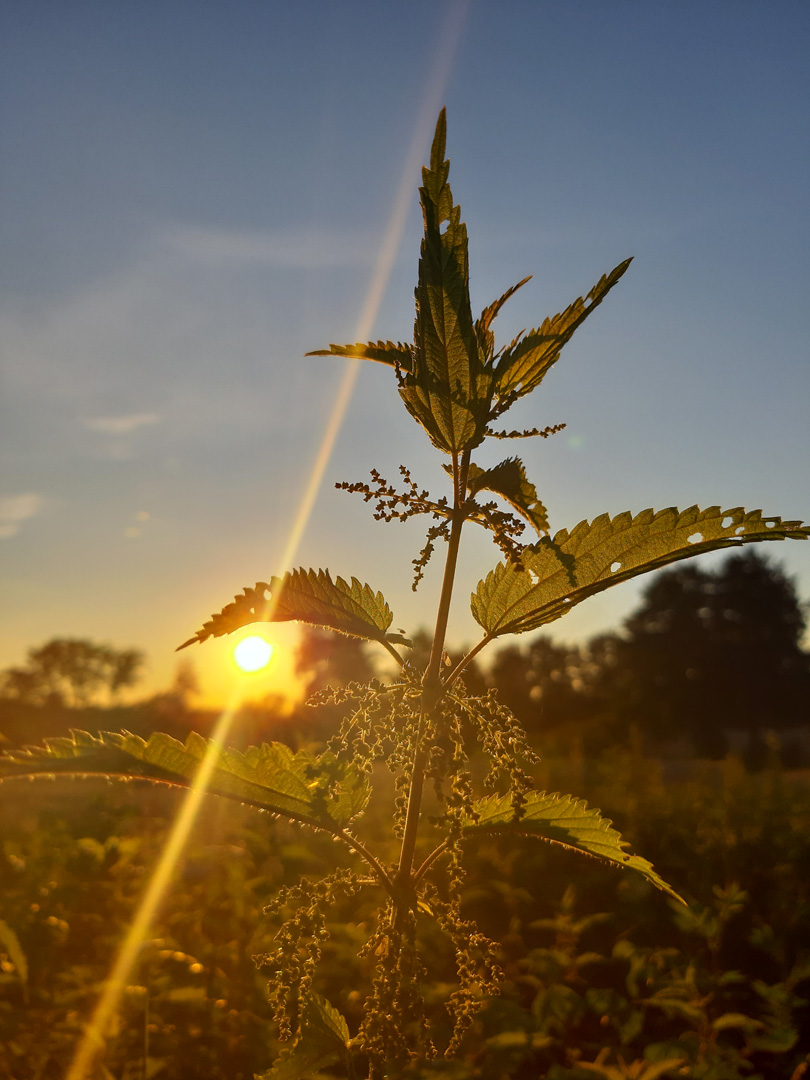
left=260, top=994, right=353, bottom=1080
left=399, top=108, right=493, bottom=454
left=300, top=993, right=351, bottom=1048
left=305, top=339, right=413, bottom=370
left=475, top=276, right=533, bottom=364
left=467, top=457, right=549, bottom=534
left=493, top=258, right=632, bottom=411
left=305, top=116, right=629, bottom=455
left=178, top=568, right=399, bottom=650
left=472, top=506, right=810, bottom=637
left=307, top=111, right=493, bottom=456
left=485, top=422, right=567, bottom=440
left=0, top=731, right=370, bottom=828
left=462, top=790, right=684, bottom=903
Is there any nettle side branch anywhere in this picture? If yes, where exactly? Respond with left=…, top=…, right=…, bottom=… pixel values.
left=2, top=110, right=807, bottom=1080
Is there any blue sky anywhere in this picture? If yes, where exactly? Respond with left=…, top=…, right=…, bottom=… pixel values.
left=2, top=1, right=809, bottom=704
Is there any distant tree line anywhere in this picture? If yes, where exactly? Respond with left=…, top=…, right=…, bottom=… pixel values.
left=2, top=551, right=808, bottom=758
left=293, top=550, right=810, bottom=758
left=0, top=639, right=144, bottom=709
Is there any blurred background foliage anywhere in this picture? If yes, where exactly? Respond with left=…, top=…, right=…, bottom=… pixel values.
left=1, top=549, right=809, bottom=1078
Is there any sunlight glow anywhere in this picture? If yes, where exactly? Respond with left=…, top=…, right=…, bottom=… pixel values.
left=233, top=634, right=274, bottom=672
left=67, top=3, right=470, bottom=1074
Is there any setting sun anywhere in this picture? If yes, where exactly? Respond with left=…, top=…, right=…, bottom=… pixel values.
left=233, top=635, right=274, bottom=673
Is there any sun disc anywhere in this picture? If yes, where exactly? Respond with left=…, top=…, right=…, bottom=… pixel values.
left=233, top=635, right=274, bottom=673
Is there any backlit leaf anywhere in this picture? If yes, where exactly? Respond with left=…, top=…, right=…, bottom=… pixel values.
left=463, top=790, right=683, bottom=903
left=493, top=258, right=632, bottom=411
left=305, top=339, right=413, bottom=371
left=475, top=276, right=533, bottom=364
left=399, top=108, right=493, bottom=453
left=261, top=994, right=353, bottom=1080
left=0, top=730, right=370, bottom=827
left=467, top=457, right=549, bottom=534
left=485, top=422, right=567, bottom=440
left=178, top=568, right=407, bottom=650
left=472, top=506, right=810, bottom=637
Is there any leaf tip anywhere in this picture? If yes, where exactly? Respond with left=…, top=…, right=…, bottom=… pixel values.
left=431, top=107, right=447, bottom=167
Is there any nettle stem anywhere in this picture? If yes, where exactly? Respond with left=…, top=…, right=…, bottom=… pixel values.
left=395, top=450, right=470, bottom=895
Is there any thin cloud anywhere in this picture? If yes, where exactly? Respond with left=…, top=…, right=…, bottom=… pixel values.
left=166, top=224, right=375, bottom=269
left=85, top=413, right=162, bottom=435
left=0, top=492, right=42, bottom=539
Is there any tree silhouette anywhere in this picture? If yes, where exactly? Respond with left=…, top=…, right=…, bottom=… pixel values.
left=488, top=636, right=589, bottom=734
left=0, top=639, right=144, bottom=709
left=294, top=626, right=376, bottom=698
left=603, top=550, right=810, bottom=753
left=404, top=628, right=487, bottom=697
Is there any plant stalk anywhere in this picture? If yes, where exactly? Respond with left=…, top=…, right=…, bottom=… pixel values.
left=394, top=451, right=470, bottom=894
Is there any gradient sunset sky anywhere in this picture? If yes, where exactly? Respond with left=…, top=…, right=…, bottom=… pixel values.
left=2, top=1, right=809, bottom=706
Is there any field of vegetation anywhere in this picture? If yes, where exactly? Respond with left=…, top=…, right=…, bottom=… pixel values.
left=4, top=103, right=810, bottom=1077
left=1, top=739, right=808, bottom=1080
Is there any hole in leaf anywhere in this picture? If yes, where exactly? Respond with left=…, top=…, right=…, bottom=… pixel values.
left=721, top=516, right=733, bottom=529
left=528, top=569, right=539, bottom=585
left=563, top=598, right=571, bottom=604
left=735, top=526, right=745, bottom=535
left=687, top=533, right=703, bottom=545
left=766, top=520, right=776, bottom=528
left=610, top=561, right=622, bottom=573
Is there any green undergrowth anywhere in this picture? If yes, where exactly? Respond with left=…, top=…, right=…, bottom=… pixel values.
left=1, top=750, right=808, bottom=1080
left=3, top=109, right=809, bottom=1078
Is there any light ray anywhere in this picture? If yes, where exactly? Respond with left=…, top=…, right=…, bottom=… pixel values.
left=65, top=704, right=238, bottom=1080
left=277, top=0, right=470, bottom=571
left=67, top=2, right=470, bottom=1073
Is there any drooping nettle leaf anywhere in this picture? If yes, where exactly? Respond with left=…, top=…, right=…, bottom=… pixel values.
left=466, top=457, right=549, bottom=534
left=0, top=730, right=370, bottom=827
left=463, top=790, right=683, bottom=904
left=305, top=339, right=413, bottom=371
left=178, top=568, right=410, bottom=650
left=260, top=994, right=353, bottom=1080
left=491, top=258, right=632, bottom=416
left=398, top=108, right=494, bottom=455
left=472, top=506, right=810, bottom=637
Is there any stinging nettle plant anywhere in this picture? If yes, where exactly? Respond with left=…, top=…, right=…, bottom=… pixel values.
left=2, top=110, right=808, bottom=1078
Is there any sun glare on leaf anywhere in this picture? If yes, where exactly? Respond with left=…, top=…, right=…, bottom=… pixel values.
left=233, top=635, right=274, bottom=673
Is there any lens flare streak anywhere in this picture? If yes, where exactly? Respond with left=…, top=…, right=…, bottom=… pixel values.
left=65, top=705, right=238, bottom=1080
left=67, top=2, right=469, bottom=1074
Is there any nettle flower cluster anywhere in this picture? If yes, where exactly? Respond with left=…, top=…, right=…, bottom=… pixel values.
left=2, top=111, right=807, bottom=1080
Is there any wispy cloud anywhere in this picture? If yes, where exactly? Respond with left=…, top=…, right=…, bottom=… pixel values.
left=166, top=223, right=375, bottom=269
left=0, top=493, right=43, bottom=539
left=84, top=413, right=162, bottom=435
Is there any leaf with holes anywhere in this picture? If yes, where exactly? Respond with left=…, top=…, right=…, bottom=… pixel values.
left=178, top=569, right=410, bottom=650
left=0, top=730, right=370, bottom=827
left=491, top=258, right=632, bottom=415
left=463, top=790, right=684, bottom=903
left=466, top=457, right=549, bottom=534
left=472, top=506, right=810, bottom=637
